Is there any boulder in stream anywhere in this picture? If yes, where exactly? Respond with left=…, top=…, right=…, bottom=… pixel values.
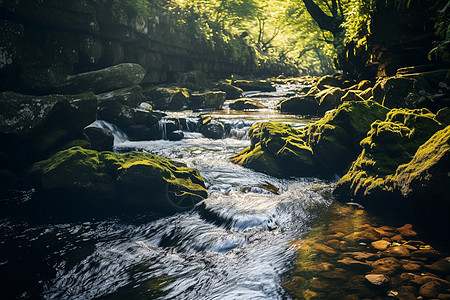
left=143, top=86, right=190, bottom=111
left=189, top=91, right=226, bottom=110
left=277, top=95, right=318, bottom=115
left=232, top=100, right=389, bottom=177
left=229, top=98, right=266, bottom=110
left=83, top=126, right=114, bottom=151
left=214, top=82, right=244, bottom=99
left=55, top=63, right=146, bottom=94
left=232, top=79, right=275, bottom=92
left=28, top=146, right=208, bottom=218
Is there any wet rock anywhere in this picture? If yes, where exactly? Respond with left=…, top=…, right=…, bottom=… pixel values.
left=439, top=293, right=450, bottom=299
left=83, top=126, right=113, bottom=151
left=374, top=227, right=397, bottom=238
left=143, top=86, right=190, bottom=111
left=277, top=95, right=318, bottom=115
left=317, top=75, right=342, bottom=89
left=232, top=79, right=275, bottom=92
left=201, top=120, right=225, bottom=139
left=124, top=124, right=152, bottom=141
left=396, top=224, right=417, bottom=238
left=400, top=259, right=424, bottom=272
left=344, top=252, right=379, bottom=261
left=412, top=249, right=441, bottom=261
left=315, top=243, right=338, bottom=256
left=382, top=246, right=411, bottom=258
left=168, top=130, right=184, bottom=141
left=337, top=257, right=372, bottom=272
left=372, top=240, right=391, bottom=251
left=419, top=281, right=443, bottom=298
left=365, top=274, right=390, bottom=286
left=344, top=227, right=382, bottom=243
left=371, top=257, right=402, bottom=275
left=28, top=146, right=208, bottom=218
left=320, top=268, right=347, bottom=280
left=325, top=239, right=341, bottom=249
left=397, top=291, right=417, bottom=300
left=56, top=63, right=146, bottom=94
left=426, top=259, right=450, bottom=275
left=229, top=98, right=266, bottom=110
left=189, top=91, right=226, bottom=110
left=214, top=82, right=243, bottom=99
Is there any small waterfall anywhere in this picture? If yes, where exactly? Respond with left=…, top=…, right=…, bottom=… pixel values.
left=159, top=118, right=168, bottom=140
left=223, top=120, right=254, bottom=140
left=87, top=120, right=129, bottom=144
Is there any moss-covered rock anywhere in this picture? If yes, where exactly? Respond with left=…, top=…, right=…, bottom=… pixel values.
left=28, top=147, right=208, bottom=217
left=277, top=95, right=318, bottom=115
left=142, top=86, right=190, bottom=111
left=316, top=87, right=346, bottom=115
left=334, top=108, right=445, bottom=201
left=177, top=70, right=210, bottom=91
left=189, top=91, right=226, bottom=110
left=214, top=82, right=243, bottom=99
left=229, top=98, right=266, bottom=110
left=232, top=101, right=389, bottom=177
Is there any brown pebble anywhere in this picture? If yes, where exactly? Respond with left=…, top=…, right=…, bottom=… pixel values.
left=400, top=259, right=424, bottom=272
left=371, top=240, right=391, bottom=251
left=371, top=257, right=401, bottom=275
left=438, top=293, right=450, bottom=299
left=412, top=249, right=440, bottom=261
left=382, top=246, right=411, bottom=258
left=344, top=251, right=379, bottom=261
left=314, top=243, right=338, bottom=256
left=426, top=258, right=450, bottom=275
left=325, top=239, right=341, bottom=249
left=344, top=227, right=381, bottom=243
left=419, top=281, right=442, bottom=298
left=397, top=291, right=417, bottom=300
left=391, top=234, right=404, bottom=243
left=397, top=224, right=417, bottom=237
left=337, top=257, right=372, bottom=272
left=365, top=274, right=390, bottom=285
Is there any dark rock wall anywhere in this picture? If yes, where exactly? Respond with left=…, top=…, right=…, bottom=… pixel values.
left=0, top=0, right=256, bottom=94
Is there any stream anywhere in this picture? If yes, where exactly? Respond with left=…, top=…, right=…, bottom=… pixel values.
left=0, top=84, right=337, bottom=299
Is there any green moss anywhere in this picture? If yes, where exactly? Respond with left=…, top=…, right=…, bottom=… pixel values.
left=335, top=108, right=445, bottom=199
left=29, top=147, right=208, bottom=214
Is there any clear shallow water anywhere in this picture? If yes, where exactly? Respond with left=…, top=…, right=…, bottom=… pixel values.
left=0, top=84, right=335, bottom=299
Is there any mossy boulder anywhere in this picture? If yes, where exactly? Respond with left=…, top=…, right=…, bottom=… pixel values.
left=56, top=63, right=146, bottom=94
left=334, top=108, right=445, bottom=201
left=316, top=87, right=346, bottom=115
left=28, top=147, right=208, bottom=218
left=189, top=91, right=226, bottom=110
left=232, top=101, right=389, bottom=177
left=229, top=98, right=266, bottom=110
left=143, top=86, right=190, bottom=111
left=214, top=82, right=244, bottom=99
left=277, top=95, right=318, bottom=115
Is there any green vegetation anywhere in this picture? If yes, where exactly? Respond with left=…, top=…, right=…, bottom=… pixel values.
left=112, top=0, right=449, bottom=76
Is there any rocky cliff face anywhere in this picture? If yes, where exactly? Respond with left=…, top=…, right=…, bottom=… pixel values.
left=0, top=0, right=256, bottom=94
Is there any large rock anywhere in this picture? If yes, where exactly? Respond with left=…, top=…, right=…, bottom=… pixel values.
left=189, top=91, right=226, bottom=110
left=0, top=91, right=97, bottom=172
left=28, top=147, right=208, bottom=217
left=232, top=101, right=389, bottom=177
left=229, top=98, right=266, bottom=110
left=214, top=82, right=244, bottom=99
left=98, top=86, right=144, bottom=109
left=316, top=87, right=346, bottom=115
left=200, top=120, right=225, bottom=139
left=232, top=79, right=275, bottom=92
left=56, top=63, right=146, bottom=94
left=83, top=126, right=114, bottom=151
left=277, top=95, right=318, bottom=115
left=334, top=109, right=449, bottom=241
left=143, top=86, right=190, bottom=111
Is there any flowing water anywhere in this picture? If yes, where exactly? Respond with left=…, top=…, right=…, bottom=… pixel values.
left=0, top=83, right=337, bottom=299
